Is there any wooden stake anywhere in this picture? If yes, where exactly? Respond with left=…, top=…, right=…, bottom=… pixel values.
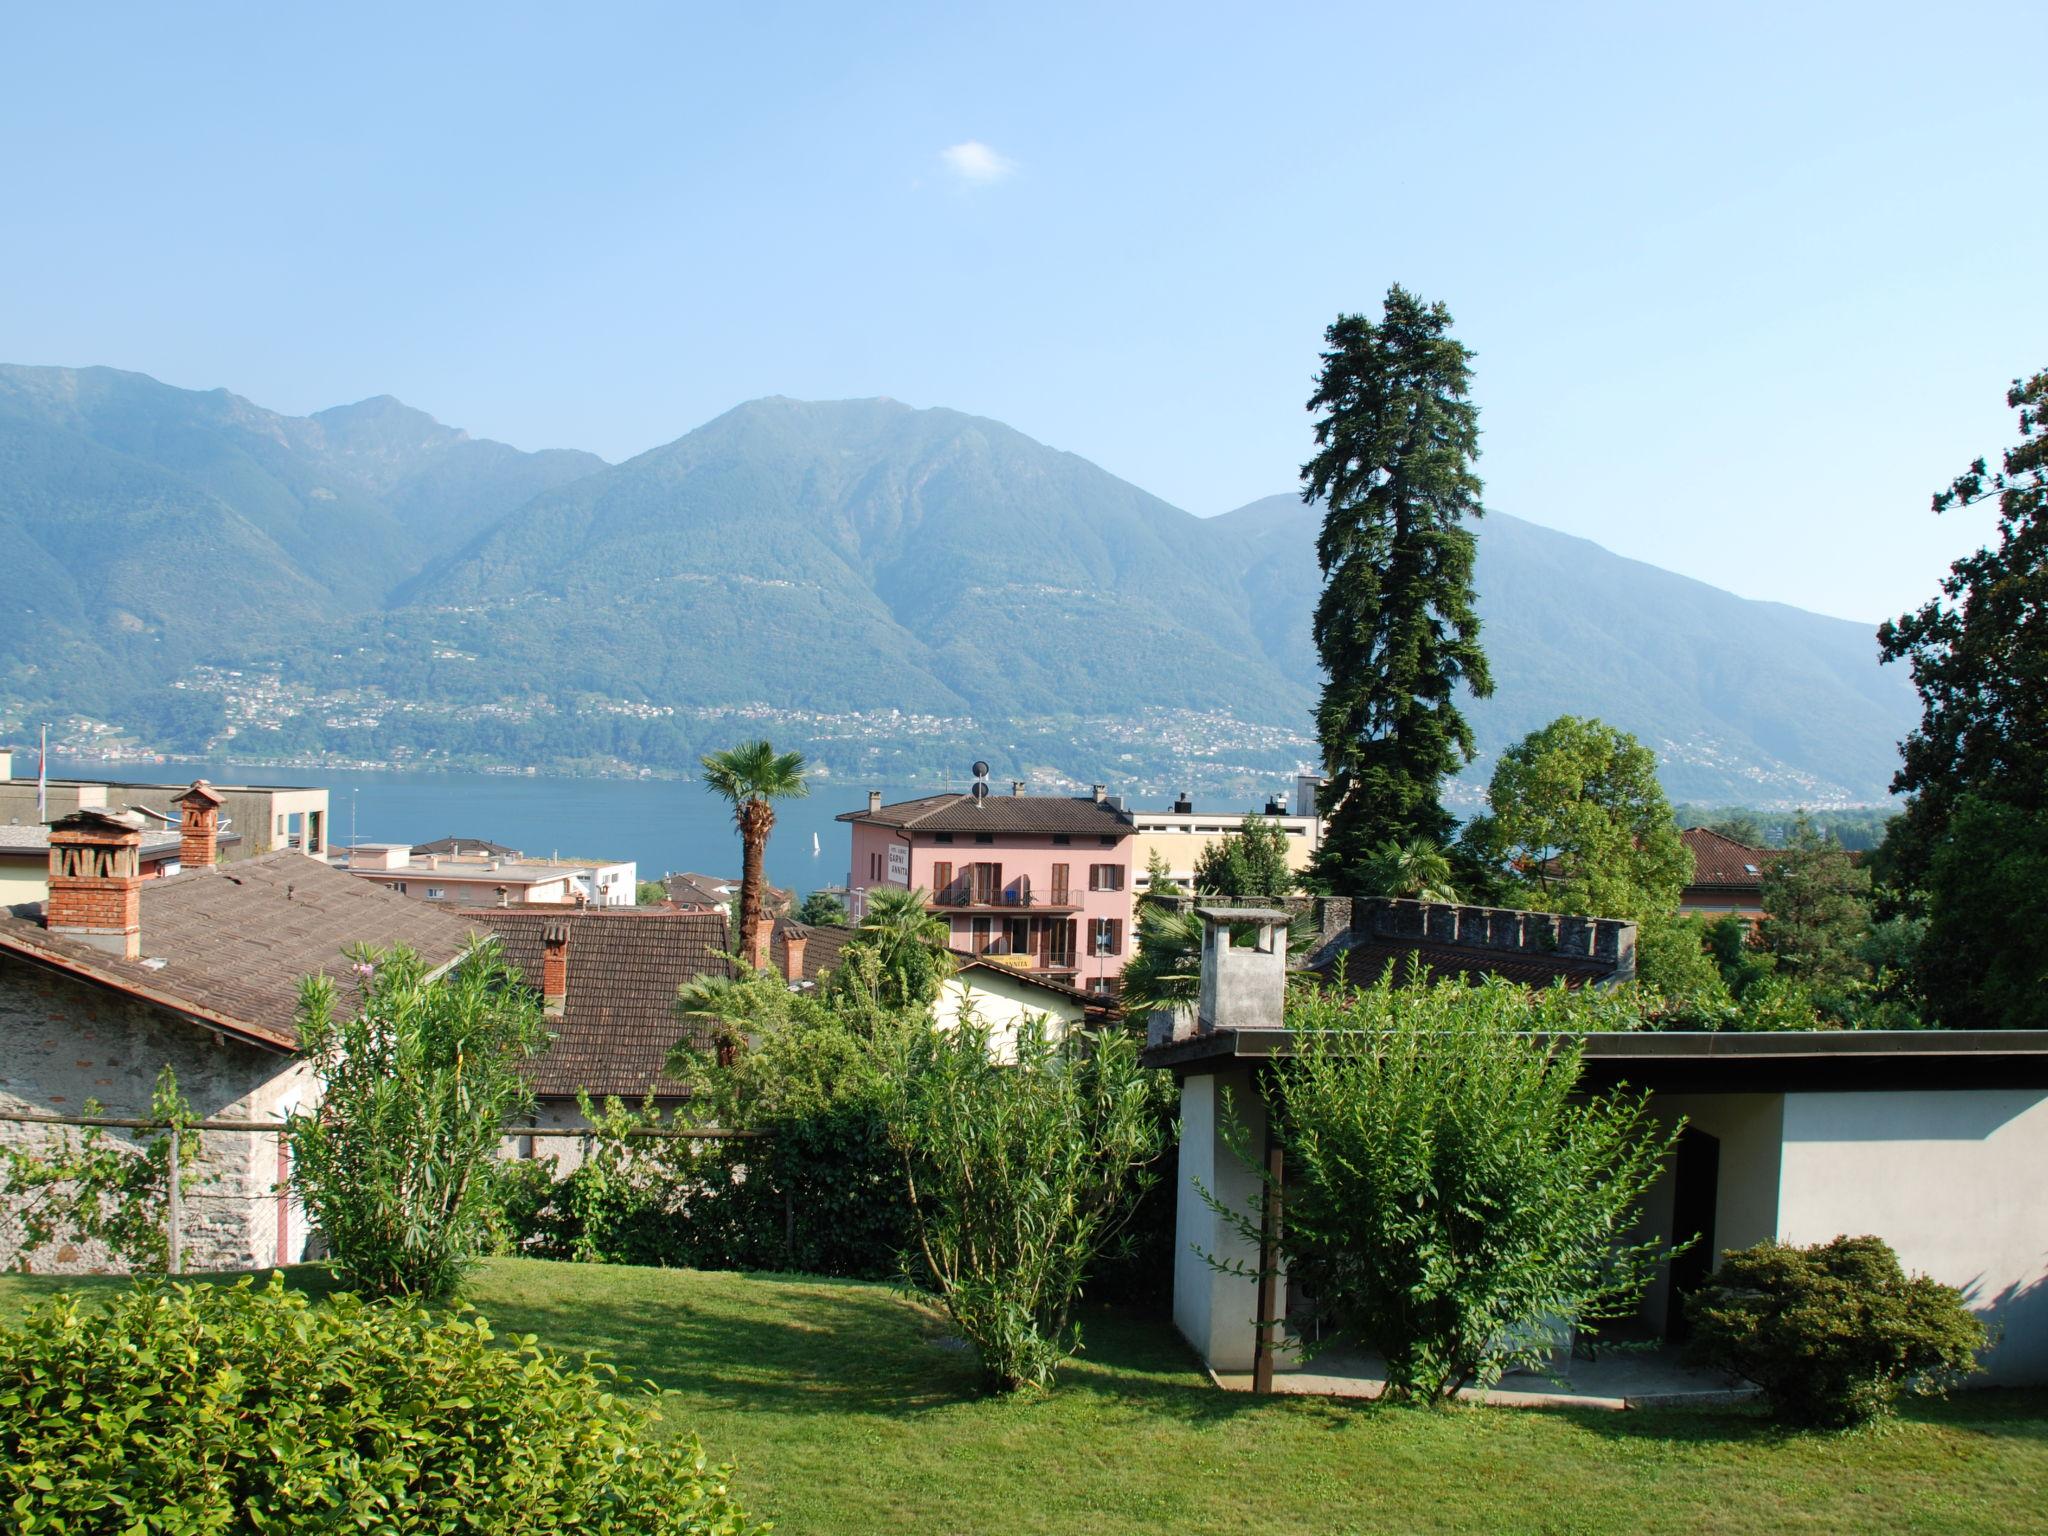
left=1252, top=1129, right=1283, bottom=1394
left=166, top=1126, right=183, bottom=1277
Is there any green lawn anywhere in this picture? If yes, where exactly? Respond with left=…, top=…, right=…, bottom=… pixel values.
left=4, top=1259, right=2043, bottom=1536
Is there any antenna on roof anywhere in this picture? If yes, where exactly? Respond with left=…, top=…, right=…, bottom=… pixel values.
left=969, top=761, right=990, bottom=806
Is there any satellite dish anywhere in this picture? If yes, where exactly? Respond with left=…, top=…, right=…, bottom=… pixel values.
left=969, top=760, right=991, bottom=806
left=971, top=781, right=989, bottom=801
left=971, top=760, right=990, bottom=779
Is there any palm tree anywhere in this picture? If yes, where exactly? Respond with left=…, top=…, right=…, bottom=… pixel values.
left=848, top=886, right=956, bottom=1010
left=1359, top=838, right=1459, bottom=903
left=698, top=740, right=808, bottom=969
left=1117, top=903, right=1207, bottom=1014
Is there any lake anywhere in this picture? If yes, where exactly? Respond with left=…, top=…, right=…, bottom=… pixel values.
left=49, top=759, right=909, bottom=897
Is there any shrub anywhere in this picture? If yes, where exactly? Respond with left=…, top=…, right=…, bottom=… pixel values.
left=883, top=1019, right=1170, bottom=1392
left=288, top=940, right=543, bottom=1299
left=1685, top=1235, right=1987, bottom=1426
left=509, top=1095, right=907, bottom=1279
left=1225, top=978, right=1681, bottom=1402
left=0, top=1274, right=763, bottom=1534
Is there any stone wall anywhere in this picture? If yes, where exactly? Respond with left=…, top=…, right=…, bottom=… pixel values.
left=0, top=960, right=315, bottom=1273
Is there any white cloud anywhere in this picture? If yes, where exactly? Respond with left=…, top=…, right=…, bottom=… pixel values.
left=939, top=140, right=1017, bottom=186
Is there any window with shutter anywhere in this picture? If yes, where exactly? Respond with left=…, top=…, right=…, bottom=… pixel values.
left=933, top=861, right=953, bottom=903
left=1088, top=863, right=1125, bottom=892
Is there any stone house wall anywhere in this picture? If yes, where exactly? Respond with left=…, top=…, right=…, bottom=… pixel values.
left=0, top=960, right=316, bottom=1273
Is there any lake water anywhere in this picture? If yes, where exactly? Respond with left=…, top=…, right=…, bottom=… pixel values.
left=50, top=759, right=908, bottom=897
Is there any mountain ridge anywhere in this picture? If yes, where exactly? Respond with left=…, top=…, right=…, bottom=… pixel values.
left=0, top=371, right=1916, bottom=804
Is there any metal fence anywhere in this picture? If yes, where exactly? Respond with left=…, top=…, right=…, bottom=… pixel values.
left=0, top=1108, right=768, bottom=1278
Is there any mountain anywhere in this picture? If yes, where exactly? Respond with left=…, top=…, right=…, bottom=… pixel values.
left=308, top=394, right=606, bottom=557
left=0, top=371, right=1918, bottom=804
left=385, top=397, right=1312, bottom=724
left=1209, top=495, right=1917, bottom=804
left=0, top=365, right=604, bottom=712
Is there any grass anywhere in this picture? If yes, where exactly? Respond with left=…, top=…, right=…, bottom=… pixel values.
left=5, top=1259, right=2045, bottom=1535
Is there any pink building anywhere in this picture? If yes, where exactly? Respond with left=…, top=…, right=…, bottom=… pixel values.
left=839, top=786, right=1137, bottom=998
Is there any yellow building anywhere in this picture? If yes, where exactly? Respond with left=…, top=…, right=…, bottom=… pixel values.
left=1129, top=796, right=1321, bottom=893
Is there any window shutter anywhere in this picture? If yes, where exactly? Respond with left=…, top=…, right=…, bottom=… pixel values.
left=933, top=861, right=953, bottom=901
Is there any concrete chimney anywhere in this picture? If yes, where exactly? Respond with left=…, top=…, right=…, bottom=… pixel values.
left=1091, top=784, right=1108, bottom=804
left=173, top=780, right=223, bottom=870
left=540, top=921, right=569, bottom=1016
left=0, top=747, right=12, bottom=781
left=1010, top=780, right=1026, bottom=797
left=1194, top=906, right=1290, bottom=1037
left=45, top=808, right=148, bottom=959
left=782, top=926, right=808, bottom=983
left=867, top=790, right=883, bottom=814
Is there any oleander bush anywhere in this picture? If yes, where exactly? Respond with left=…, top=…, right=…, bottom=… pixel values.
left=0, top=1275, right=764, bottom=1535
left=1685, top=1235, right=1987, bottom=1427
left=288, top=940, right=544, bottom=1300
left=882, top=1020, right=1170, bottom=1392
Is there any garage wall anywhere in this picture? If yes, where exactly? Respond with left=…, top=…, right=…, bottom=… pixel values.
left=1780, top=1089, right=2048, bottom=1384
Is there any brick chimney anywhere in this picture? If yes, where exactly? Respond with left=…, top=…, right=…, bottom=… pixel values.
left=173, top=780, right=224, bottom=870
left=540, top=921, right=569, bottom=1016
left=750, top=917, right=774, bottom=974
left=46, top=808, right=147, bottom=959
left=782, top=926, right=808, bottom=983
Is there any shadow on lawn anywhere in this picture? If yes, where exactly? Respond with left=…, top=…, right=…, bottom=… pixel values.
left=1515, top=1387, right=2048, bottom=1450
left=468, top=1268, right=1308, bottom=1425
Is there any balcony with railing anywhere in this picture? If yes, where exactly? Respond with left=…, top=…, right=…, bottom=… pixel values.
left=960, top=934, right=1081, bottom=975
left=928, top=875, right=1079, bottom=913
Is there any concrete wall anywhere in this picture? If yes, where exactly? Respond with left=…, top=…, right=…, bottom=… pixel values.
left=1778, top=1089, right=2048, bottom=1384
left=0, top=863, right=46, bottom=908
left=1173, top=1067, right=1280, bottom=1372
left=0, top=960, right=316, bottom=1272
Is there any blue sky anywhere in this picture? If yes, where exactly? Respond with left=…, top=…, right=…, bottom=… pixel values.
left=2, top=2, right=2040, bottom=623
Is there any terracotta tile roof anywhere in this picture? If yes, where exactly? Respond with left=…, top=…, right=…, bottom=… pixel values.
left=838, top=793, right=1136, bottom=837
left=771, top=919, right=855, bottom=983
left=1319, top=937, right=1614, bottom=990
left=664, top=871, right=791, bottom=915
left=472, top=908, right=732, bottom=1099
left=0, top=852, right=477, bottom=1049
left=1682, top=828, right=1769, bottom=890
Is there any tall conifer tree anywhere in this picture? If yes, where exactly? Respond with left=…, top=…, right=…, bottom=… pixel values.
left=1303, top=285, right=1492, bottom=887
